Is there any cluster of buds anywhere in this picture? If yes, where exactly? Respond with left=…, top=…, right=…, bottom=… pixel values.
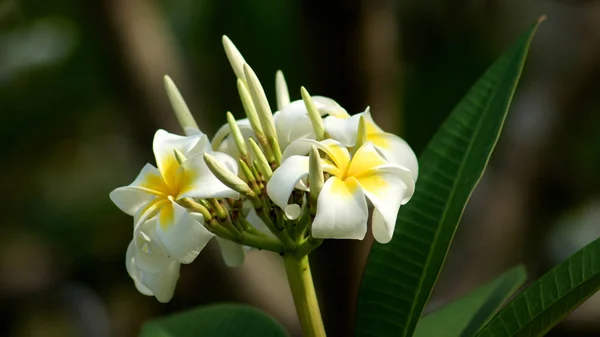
left=110, top=36, right=418, bottom=302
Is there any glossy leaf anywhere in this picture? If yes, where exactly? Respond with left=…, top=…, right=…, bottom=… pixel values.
left=140, top=303, right=289, bottom=337
left=475, top=237, right=600, bottom=337
left=414, top=265, right=527, bottom=337
left=355, top=18, right=543, bottom=337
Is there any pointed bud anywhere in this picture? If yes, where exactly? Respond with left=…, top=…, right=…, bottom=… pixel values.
left=308, top=145, right=324, bottom=215
left=209, top=198, right=228, bottom=220
left=301, top=87, right=325, bottom=141
left=237, top=79, right=274, bottom=161
left=250, top=162, right=264, bottom=189
left=164, top=75, right=199, bottom=132
left=198, top=199, right=212, bottom=211
left=248, top=138, right=273, bottom=180
left=226, top=111, right=248, bottom=160
left=275, top=70, right=290, bottom=111
left=180, top=197, right=212, bottom=221
left=222, top=36, right=247, bottom=82
left=203, top=153, right=255, bottom=198
left=239, top=159, right=261, bottom=195
left=356, top=114, right=367, bottom=149
left=173, top=149, right=186, bottom=165
left=243, top=64, right=282, bottom=164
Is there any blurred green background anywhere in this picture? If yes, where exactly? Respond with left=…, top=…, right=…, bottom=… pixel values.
left=2, top=0, right=600, bottom=336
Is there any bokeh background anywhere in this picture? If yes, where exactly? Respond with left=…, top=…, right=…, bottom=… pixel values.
left=2, top=0, right=600, bottom=336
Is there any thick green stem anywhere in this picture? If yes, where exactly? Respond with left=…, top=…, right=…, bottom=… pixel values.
left=283, top=254, right=326, bottom=337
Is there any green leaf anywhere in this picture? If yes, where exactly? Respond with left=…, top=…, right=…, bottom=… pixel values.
left=140, top=303, right=289, bottom=337
left=475, top=238, right=600, bottom=337
left=355, top=18, right=543, bottom=337
left=414, top=265, right=527, bottom=337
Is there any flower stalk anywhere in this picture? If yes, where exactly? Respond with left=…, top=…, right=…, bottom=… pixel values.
left=283, top=254, right=326, bottom=337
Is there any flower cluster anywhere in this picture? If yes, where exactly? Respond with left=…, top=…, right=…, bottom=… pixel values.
left=110, top=36, right=418, bottom=302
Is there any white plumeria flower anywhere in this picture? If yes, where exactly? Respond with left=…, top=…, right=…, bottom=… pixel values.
left=212, top=96, right=348, bottom=157
left=267, top=139, right=415, bottom=243
left=324, top=109, right=419, bottom=180
left=110, top=129, right=239, bottom=264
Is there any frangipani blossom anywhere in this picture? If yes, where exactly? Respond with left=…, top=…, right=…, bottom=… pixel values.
left=110, top=129, right=239, bottom=264
left=324, top=109, right=419, bottom=180
left=267, top=139, right=415, bottom=243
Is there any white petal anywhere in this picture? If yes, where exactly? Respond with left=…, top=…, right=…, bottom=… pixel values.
left=110, top=164, right=166, bottom=215
left=282, top=138, right=350, bottom=174
left=312, top=176, right=368, bottom=240
left=356, top=165, right=414, bottom=243
left=370, top=133, right=419, bottom=181
left=323, top=114, right=361, bottom=147
left=284, top=204, right=302, bottom=220
left=184, top=127, right=202, bottom=136
left=273, top=97, right=348, bottom=150
left=155, top=201, right=214, bottom=263
left=281, top=139, right=315, bottom=160
left=346, top=142, right=389, bottom=178
left=132, top=217, right=173, bottom=273
left=312, top=96, right=350, bottom=118
left=126, top=240, right=180, bottom=303
left=274, top=100, right=316, bottom=149
left=125, top=241, right=153, bottom=296
left=138, top=259, right=180, bottom=303
left=216, top=237, right=246, bottom=267
left=133, top=198, right=171, bottom=233
left=266, top=156, right=310, bottom=210
left=363, top=108, right=385, bottom=133
left=176, top=151, right=239, bottom=199
left=153, top=129, right=210, bottom=183
left=212, top=119, right=255, bottom=158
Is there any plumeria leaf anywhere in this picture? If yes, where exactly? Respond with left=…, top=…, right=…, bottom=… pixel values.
left=140, top=304, right=288, bottom=337
left=414, top=265, right=527, bottom=337
left=475, top=237, right=600, bottom=337
left=355, top=18, right=542, bottom=337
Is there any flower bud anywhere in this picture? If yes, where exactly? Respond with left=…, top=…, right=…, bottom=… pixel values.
left=203, top=153, right=256, bottom=198
left=238, top=159, right=261, bottom=196
left=301, top=87, right=325, bottom=141
left=226, top=111, right=248, bottom=160
left=173, top=149, right=186, bottom=165
left=275, top=70, right=290, bottom=111
left=355, top=114, right=368, bottom=150
left=243, top=64, right=282, bottom=164
left=164, top=75, right=199, bottom=133
left=222, top=36, right=246, bottom=82
left=248, top=138, right=273, bottom=180
left=237, top=79, right=273, bottom=161
left=308, top=145, right=324, bottom=215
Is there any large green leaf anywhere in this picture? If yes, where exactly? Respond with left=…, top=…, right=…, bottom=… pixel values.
left=475, top=237, right=600, bottom=337
left=140, top=303, right=289, bottom=337
left=414, top=265, right=527, bottom=337
left=355, top=18, right=543, bottom=337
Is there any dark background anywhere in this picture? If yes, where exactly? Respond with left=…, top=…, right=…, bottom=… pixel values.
left=2, top=0, right=600, bottom=336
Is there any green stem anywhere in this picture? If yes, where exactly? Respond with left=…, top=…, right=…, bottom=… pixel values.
left=240, top=232, right=284, bottom=252
left=283, top=254, right=326, bottom=337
